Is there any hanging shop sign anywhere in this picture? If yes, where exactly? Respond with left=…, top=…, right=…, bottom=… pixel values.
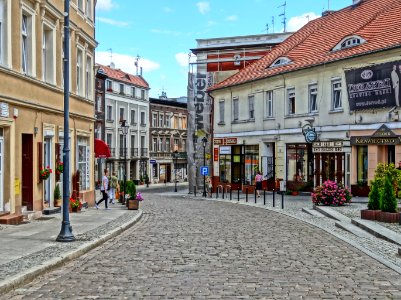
left=350, top=124, right=401, bottom=145
left=213, top=137, right=238, bottom=145
left=312, top=141, right=344, bottom=153
left=345, top=60, right=401, bottom=111
left=225, top=138, right=238, bottom=145
left=302, top=124, right=317, bottom=143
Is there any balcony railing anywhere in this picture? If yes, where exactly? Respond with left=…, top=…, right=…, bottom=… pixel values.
left=140, top=148, right=148, bottom=157
left=119, top=148, right=127, bottom=157
left=109, top=147, right=115, bottom=157
left=131, top=148, right=139, bottom=157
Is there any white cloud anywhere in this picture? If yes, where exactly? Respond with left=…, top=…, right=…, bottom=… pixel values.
left=287, top=12, right=320, bottom=32
left=225, top=15, right=238, bottom=22
left=163, top=7, right=173, bottom=13
left=196, top=2, right=210, bottom=14
left=175, top=52, right=197, bottom=67
left=96, top=0, right=115, bottom=11
left=97, top=17, right=129, bottom=27
left=96, top=52, right=160, bottom=74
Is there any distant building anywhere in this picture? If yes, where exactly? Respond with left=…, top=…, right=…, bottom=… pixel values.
left=149, top=94, right=188, bottom=184
left=96, top=64, right=150, bottom=182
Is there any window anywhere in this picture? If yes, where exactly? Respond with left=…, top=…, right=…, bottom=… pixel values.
left=166, top=138, right=170, bottom=152
left=78, top=0, right=84, bottom=11
left=130, top=109, right=136, bottom=125
left=332, top=80, right=342, bottom=110
left=165, top=114, right=171, bottom=128
left=106, top=133, right=112, bottom=147
left=248, top=95, right=255, bottom=120
left=174, top=139, right=179, bottom=151
left=173, top=116, right=179, bottom=129
left=0, top=0, right=8, bottom=66
left=152, top=138, right=157, bottom=151
left=269, top=56, right=291, bottom=68
left=219, top=100, right=225, bottom=124
left=152, top=113, right=157, bottom=127
left=42, top=25, right=54, bottom=83
left=357, top=146, right=368, bottom=185
left=76, top=48, right=83, bottom=95
left=309, top=84, right=318, bottom=112
left=119, top=107, right=125, bottom=121
left=85, top=0, right=93, bottom=19
left=158, top=138, right=163, bottom=151
left=106, top=105, right=112, bottom=121
left=22, top=14, right=33, bottom=75
left=287, top=88, right=295, bottom=115
left=130, top=135, right=136, bottom=150
left=159, top=114, right=164, bottom=128
left=141, top=89, right=145, bottom=99
left=182, top=139, right=186, bottom=152
left=131, top=86, right=135, bottom=97
left=106, top=80, right=112, bottom=91
left=86, top=55, right=93, bottom=99
left=119, top=83, right=124, bottom=94
left=266, top=91, right=273, bottom=117
left=95, top=95, right=102, bottom=112
left=233, top=97, right=239, bottom=121
left=140, top=111, right=146, bottom=125
left=77, top=137, right=90, bottom=190
left=333, top=35, right=365, bottom=51
left=182, top=116, right=187, bottom=129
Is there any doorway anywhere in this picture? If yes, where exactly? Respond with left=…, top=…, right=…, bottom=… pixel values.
left=22, top=134, right=34, bottom=210
left=44, top=137, right=52, bottom=207
left=0, top=129, right=4, bottom=210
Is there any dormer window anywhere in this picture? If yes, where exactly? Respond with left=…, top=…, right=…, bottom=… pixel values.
left=269, top=57, right=291, bottom=68
left=333, top=35, right=365, bottom=51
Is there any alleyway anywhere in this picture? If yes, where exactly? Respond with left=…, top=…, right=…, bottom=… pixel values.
left=3, top=193, right=401, bottom=299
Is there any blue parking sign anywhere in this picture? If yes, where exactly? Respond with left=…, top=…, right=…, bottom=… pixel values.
left=200, top=166, right=209, bottom=176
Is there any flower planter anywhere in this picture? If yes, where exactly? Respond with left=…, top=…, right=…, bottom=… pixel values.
left=54, top=199, right=62, bottom=207
left=128, top=199, right=139, bottom=210
left=377, top=211, right=400, bottom=223
left=360, top=209, right=381, bottom=221
left=351, top=185, right=370, bottom=197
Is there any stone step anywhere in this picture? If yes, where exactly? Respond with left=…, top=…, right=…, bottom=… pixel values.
left=0, top=211, right=10, bottom=218
left=43, top=207, right=61, bottom=215
left=351, top=218, right=401, bottom=246
left=0, top=214, right=24, bottom=225
left=313, top=205, right=351, bottom=223
left=23, top=210, right=43, bottom=220
left=302, top=207, right=325, bottom=217
left=335, top=221, right=373, bottom=239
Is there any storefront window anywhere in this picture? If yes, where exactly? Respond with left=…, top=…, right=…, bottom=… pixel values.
left=287, top=144, right=309, bottom=183
left=245, top=145, right=259, bottom=185
left=77, top=136, right=90, bottom=190
left=219, top=155, right=231, bottom=183
left=357, top=145, right=368, bottom=184
left=232, top=146, right=243, bottom=184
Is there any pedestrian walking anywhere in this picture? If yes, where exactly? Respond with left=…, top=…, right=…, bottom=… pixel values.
left=254, top=171, right=263, bottom=198
left=95, top=169, right=110, bottom=210
left=109, top=172, right=118, bottom=204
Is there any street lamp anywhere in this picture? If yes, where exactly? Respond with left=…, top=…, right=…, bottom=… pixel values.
left=121, top=120, right=128, bottom=206
left=174, top=150, right=178, bottom=192
left=202, top=136, right=207, bottom=197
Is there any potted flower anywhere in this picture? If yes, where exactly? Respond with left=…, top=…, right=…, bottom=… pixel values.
left=126, top=181, right=142, bottom=210
left=39, top=166, right=52, bottom=181
left=311, top=180, right=352, bottom=206
left=361, top=180, right=381, bottom=220
left=56, top=161, right=64, bottom=175
left=70, top=197, right=82, bottom=212
left=54, top=183, right=62, bottom=207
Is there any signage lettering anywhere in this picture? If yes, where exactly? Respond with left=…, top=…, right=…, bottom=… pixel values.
left=225, top=138, right=237, bottom=145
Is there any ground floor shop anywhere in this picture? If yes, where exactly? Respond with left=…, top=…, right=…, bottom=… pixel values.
left=150, top=159, right=188, bottom=184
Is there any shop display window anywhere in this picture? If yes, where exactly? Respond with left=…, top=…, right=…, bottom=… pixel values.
left=219, top=155, right=231, bottom=183
left=357, top=145, right=368, bottom=184
left=244, top=145, right=259, bottom=185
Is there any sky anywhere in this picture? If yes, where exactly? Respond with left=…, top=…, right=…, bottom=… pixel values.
left=95, top=0, right=352, bottom=98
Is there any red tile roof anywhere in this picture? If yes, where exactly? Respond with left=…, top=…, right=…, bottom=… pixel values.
left=209, top=0, right=401, bottom=91
left=96, top=63, right=149, bottom=89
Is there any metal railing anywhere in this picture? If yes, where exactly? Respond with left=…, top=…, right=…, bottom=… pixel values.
left=140, top=148, right=148, bottom=157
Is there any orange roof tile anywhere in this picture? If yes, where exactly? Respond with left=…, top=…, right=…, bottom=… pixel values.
left=96, top=63, right=149, bottom=89
left=209, top=0, right=401, bottom=91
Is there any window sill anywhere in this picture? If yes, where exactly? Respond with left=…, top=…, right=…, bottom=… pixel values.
left=140, top=123, right=147, bottom=127
left=329, top=109, right=344, bottom=114
left=263, top=117, right=275, bottom=121
left=131, top=123, right=137, bottom=126
left=106, top=119, right=114, bottom=123
left=218, top=121, right=225, bottom=126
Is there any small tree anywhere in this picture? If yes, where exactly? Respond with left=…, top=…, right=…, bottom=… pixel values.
left=380, top=174, right=398, bottom=213
left=54, top=183, right=61, bottom=200
left=367, top=180, right=381, bottom=210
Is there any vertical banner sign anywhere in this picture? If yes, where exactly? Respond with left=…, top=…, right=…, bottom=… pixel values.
left=345, top=60, right=401, bottom=111
left=187, top=73, right=196, bottom=193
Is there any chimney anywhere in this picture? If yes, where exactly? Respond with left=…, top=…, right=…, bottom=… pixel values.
left=352, top=0, right=362, bottom=5
left=140, top=67, right=143, bottom=76
left=109, top=62, right=115, bottom=69
left=322, top=10, right=334, bottom=17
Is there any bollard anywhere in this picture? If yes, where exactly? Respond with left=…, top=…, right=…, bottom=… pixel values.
left=273, top=189, right=275, bottom=207
left=222, top=187, right=225, bottom=199
left=237, top=188, right=240, bottom=201
left=246, top=188, right=248, bottom=202
left=254, top=189, right=257, bottom=203
left=216, top=187, right=219, bottom=199
left=263, top=189, right=266, bottom=205
left=194, top=186, right=197, bottom=197
left=281, top=192, right=284, bottom=209
left=230, top=188, right=232, bottom=200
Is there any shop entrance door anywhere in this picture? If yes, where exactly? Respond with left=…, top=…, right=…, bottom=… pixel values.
left=21, top=134, right=33, bottom=210
left=44, top=138, right=52, bottom=207
left=0, top=129, right=3, bottom=211
left=314, top=153, right=344, bottom=186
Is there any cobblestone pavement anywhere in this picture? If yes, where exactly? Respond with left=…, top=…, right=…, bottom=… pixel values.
left=4, top=194, right=401, bottom=299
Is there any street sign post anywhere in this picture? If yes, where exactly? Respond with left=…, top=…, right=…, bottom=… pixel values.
left=200, top=166, right=209, bottom=176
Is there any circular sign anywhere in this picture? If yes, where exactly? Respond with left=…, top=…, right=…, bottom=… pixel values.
left=305, top=130, right=318, bottom=143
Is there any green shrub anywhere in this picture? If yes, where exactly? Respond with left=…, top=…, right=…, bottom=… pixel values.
left=125, top=181, right=137, bottom=200
left=367, top=180, right=381, bottom=210
left=380, top=174, right=398, bottom=213
left=374, top=163, right=401, bottom=191
left=54, top=183, right=61, bottom=200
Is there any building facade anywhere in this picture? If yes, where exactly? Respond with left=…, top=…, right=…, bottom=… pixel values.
left=97, top=64, right=150, bottom=182
left=0, top=0, right=96, bottom=218
left=149, top=93, right=188, bottom=184
left=209, top=0, right=401, bottom=194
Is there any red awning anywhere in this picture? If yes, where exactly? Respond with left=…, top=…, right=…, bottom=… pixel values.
left=94, top=139, right=111, bottom=158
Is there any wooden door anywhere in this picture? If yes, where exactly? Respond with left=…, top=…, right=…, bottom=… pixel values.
left=22, top=134, right=33, bottom=210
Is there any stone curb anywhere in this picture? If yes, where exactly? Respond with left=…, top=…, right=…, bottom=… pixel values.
left=185, top=196, right=401, bottom=275
left=0, top=210, right=143, bottom=295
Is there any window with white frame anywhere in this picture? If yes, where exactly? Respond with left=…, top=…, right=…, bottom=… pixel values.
left=76, top=48, right=83, bottom=95
left=166, top=138, right=170, bottom=152
left=119, top=83, right=124, bottom=94
left=119, top=107, right=125, bottom=121
left=106, top=105, right=112, bottom=121
left=182, top=116, right=187, bottom=129
left=332, top=80, right=342, bottom=110
left=182, top=139, right=186, bottom=152
left=152, top=138, right=157, bottom=151
left=0, top=0, right=7, bottom=66
left=106, top=80, right=112, bottom=91
left=159, top=114, right=164, bottom=128
left=219, top=100, right=225, bottom=123
left=233, top=97, right=239, bottom=121
left=130, top=109, right=136, bottom=125
left=266, top=90, right=273, bottom=117
left=85, top=0, right=93, bottom=19
left=131, top=86, right=135, bottom=97
left=96, top=94, right=102, bottom=112
left=106, top=133, right=112, bottom=147
left=140, top=111, right=146, bottom=125
left=165, top=114, right=171, bottom=128
left=152, top=113, right=157, bottom=127
left=42, top=24, right=54, bottom=83
left=77, top=136, right=90, bottom=190
left=130, top=135, right=136, bottom=150
left=78, top=0, right=84, bottom=11
left=86, top=55, right=93, bottom=99
left=287, top=88, right=296, bottom=115
left=248, top=95, right=255, bottom=120
left=309, top=84, right=318, bottom=112
left=22, top=13, right=33, bottom=75
left=141, top=89, right=145, bottom=99
left=159, top=138, right=163, bottom=151
left=174, top=138, right=179, bottom=151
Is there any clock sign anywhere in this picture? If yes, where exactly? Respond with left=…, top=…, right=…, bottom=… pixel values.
left=302, top=124, right=317, bottom=143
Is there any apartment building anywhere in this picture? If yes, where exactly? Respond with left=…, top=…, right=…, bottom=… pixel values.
left=209, top=0, right=401, bottom=194
left=149, top=93, right=188, bottom=184
left=97, top=64, right=150, bottom=182
left=0, top=0, right=96, bottom=220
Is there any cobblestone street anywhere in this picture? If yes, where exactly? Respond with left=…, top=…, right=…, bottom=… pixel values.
left=4, top=194, right=401, bottom=299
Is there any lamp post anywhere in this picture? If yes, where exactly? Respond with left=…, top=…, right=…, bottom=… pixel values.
left=202, top=137, right=207, bottom=197
left=121, top=120, right=128, bottom=206
left=57, top=0, right=74, bottom=242
left=174, top=150, right=178, bottom=192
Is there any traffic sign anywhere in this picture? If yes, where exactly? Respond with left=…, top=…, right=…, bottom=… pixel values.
left=200, top=166, right=209, bottom=176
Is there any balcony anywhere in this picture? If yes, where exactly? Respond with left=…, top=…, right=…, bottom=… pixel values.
left=119, top=148, right=127, bottom=157
left=140, top=148, right=148, bottom=157
left=109, top=148, right=116, bottom=157
left=131, top=148, right=139, bottom=157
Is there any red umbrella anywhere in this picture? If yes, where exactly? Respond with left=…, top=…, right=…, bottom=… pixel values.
left=94, top=139, right=111, bottom=158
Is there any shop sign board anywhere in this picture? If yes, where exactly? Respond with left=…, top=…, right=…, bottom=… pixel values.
left=225, top=138, right=237, bottom=145
left=350, top=125, right=401, bottom=145
left=312, top=141, right=344, bottom=153
left=219, top=146, right=231, bottom=155
left=213, top=138, right=224, bottom=145
left=213, top=148, right=219, bottom=161
left=213, top=138, right=238, bottom=145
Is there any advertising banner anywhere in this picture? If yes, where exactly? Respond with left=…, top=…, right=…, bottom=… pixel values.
left=345, top=60, right=401, bottom=111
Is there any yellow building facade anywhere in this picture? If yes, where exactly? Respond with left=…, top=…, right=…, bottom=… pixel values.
left=0, top=0, right=96, bottom=216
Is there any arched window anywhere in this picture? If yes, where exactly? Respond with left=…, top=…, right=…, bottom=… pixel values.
left=333, top=35, right=365, bottom=51
left=269, top=56, right=291, bottom=68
